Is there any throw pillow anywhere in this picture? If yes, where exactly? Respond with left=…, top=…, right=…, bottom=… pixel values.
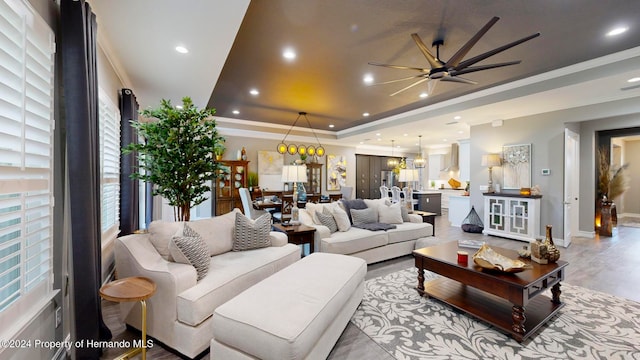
left=233, top=212, right=272, bottom=251
left=331, top=206, right=351, bottom=232
left=299, top=208, right=314, bottom=226
left=350, top=207, right=377, bottom=225
left=188, top=208, right=241, bottom=256
left=378, top=202, right=404, bottom=224
left=400, top=205, right=411, bottom=222
left=169, top=224, right=210, bottom=281
left=305, top=202, right=325, bottom=224
left=316, top=208, right=338, bottom=233
left=340, top=199, right=368, bottom=224
left=148, top=220, right=184, bottom=261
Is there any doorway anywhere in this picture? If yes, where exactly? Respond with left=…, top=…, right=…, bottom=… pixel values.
left=563, top=129, right=580, bottom=247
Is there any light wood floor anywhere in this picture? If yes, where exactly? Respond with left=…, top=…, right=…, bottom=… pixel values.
left=101, top=211, right=640, bottom=359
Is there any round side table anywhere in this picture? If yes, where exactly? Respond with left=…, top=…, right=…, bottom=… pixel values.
left=100, top=276, right=156, bottom=360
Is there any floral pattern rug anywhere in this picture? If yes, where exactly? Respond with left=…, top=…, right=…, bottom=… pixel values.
left=351, top=268, right=640, bottom=360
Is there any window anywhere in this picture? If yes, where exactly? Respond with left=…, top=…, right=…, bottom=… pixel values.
left=98, top=88, right=120, bottom=244
left=0, top=0, right=55, bottom=337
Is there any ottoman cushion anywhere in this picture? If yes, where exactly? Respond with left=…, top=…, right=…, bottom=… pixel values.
left=212, top=252, right=366, bottom=360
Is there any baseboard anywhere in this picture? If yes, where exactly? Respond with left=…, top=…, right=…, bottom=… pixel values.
left=619, top=212, right=640, bottom=219
left=577, top=230, right=596, bottom=238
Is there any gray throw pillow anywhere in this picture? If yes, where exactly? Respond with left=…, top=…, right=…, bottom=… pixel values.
left=316, top=208, right=338, bottom=233
left=401, top=206, right=411, bottom=222
left=169, top=224, right=210, bottom=281
left=340, top=199, right=368, bottom=224
left=350, top=207, right=377, bottom=225
left=233, top=212, right=272, bottom=251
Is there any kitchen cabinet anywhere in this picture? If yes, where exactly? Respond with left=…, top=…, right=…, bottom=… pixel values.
left=428, top=154, right=444, bottom=180
left=483, top=193, right=542, bottom=242
left=413, top=191, right=441, bottom=215
left=214, top=160, right=248, bottom=215
left=448, top=195, right=471, bottom=227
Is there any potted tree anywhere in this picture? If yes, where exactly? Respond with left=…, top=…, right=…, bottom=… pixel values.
left=123, top=97, right=225, bottom=221
left=597, top=146, right=629, bottom=236
left=247, top=171, right=259, bottom=192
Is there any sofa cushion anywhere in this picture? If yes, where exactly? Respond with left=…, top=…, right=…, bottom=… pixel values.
left=233, top=212, right=272, bottom=251
left=401, top=206, right=411, bottom=222
left=340, top=199, right=367, bottom=224
left=189, top=208, right=241, bottom=256
left=331, top=206, right=351, bottom=232
left=176, top=243, right=300, bottom=326
left=386, top=222, right=433, bottom=244
left=350, top=207, right=377, bottom=225
left=169, top=224, right=210, bottom=281
left=378, top=202, right=404, bottom=224
left=320, top=227, right=388, bottom=255
left=148, top=220, right=183, bottom=260
left=316, top=208, right=338, bottom=233
left=363, top=198, right=389, bottom=221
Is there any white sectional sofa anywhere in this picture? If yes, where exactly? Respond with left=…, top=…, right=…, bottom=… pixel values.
left=114, top=209, right=300, bottom=359
left=300, top=199, right=434, bottom=264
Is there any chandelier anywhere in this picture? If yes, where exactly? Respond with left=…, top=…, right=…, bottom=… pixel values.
left=387, top=140, right=398, bottom=168
left=276, top=112, right=325, bottom=157
left=414, top=135, right=426, bottom=168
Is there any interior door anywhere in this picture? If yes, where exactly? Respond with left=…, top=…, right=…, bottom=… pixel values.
left=564, top=128, right=580, bottom=246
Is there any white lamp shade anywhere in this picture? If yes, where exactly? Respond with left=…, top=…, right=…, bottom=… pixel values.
left=481, top=154, right=502, bottom=167
left=398, top=168, right=419, bottom=182
left=281, top=165, right=308, bottom=183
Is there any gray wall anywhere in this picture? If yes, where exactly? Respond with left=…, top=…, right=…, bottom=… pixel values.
left=469, top=114, right=566, bottom=239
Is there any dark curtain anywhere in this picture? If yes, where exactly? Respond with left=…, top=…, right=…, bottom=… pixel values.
left=60, top=0, right=111, bottom=357
left=119, top=89, right=139, bottom=235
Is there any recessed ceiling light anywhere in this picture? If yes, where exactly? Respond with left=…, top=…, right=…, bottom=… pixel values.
left=363, top=112, right=370, bottom=117
left=359, top=141, right=364, bottom=144
left=377, top=138, right=381, bottom=141
left=175, top=46, right=189, bottom=54
left=607, top=26, right=628, bottom=37
left=457, top=130, right=464, bottom=134
left=454, top=116, right=461, bottom=120
left=403, top=133, right=408, bottom=137
left=442, top=138, right=447, bottom=142
left=419, top=92, right=428, bottom=98
left=375, top=133, right=381, bottom=136
left=628, top=77, right=640, bottom=83
left=232, top=110, right=240, bottom=115
left=363, top=74, right=374, bottom=84
left=249, top=89, right=259, bottom=96
left=283, top=48, right=296, bottom=60
left=175, top=105, right=183, bottom=109
left=329, top=124, right=335, bottom=128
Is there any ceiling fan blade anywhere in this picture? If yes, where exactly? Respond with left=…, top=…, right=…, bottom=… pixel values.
left=454, top=32, right=540, bottom=71
left=450, top=61, right=521, bottom=76
left=390, top=77, right=430, bottom=96
left=368, top=61, right=427, bottom=72
left=372, top=74, right=427, bottom=85
left=427, top=79, right=439, bottom=94
left=440, top=76, right=478, bottom=85
left=410, top=33, right=441, bottom=69
left=445, top=16, right=499, bottom=68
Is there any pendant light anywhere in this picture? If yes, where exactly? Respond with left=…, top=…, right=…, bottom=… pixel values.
left=414, top=135, right=426, bottom=168
left=387, top=140, right=398, bottom=168
left=276, top=112, right=325, bottom=157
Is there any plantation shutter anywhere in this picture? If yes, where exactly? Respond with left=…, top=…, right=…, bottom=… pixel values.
left=99, top=88, right=120, bottom=241
left=0, top=0, right=55, bottom=332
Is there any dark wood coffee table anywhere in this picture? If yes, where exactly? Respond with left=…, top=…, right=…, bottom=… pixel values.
left=413, top=241, right=568, bottom=342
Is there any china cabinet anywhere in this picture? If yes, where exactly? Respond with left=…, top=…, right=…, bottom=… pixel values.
left=214, top=160, right=248, bottom=215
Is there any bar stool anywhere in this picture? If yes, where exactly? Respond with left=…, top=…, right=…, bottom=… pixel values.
left=100, top=276, right=156, bottom=360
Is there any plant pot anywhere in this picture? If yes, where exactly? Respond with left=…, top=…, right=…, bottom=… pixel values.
left=599, top=201, right=617, bottom=237
left=215, top=154, right=222, bottom=161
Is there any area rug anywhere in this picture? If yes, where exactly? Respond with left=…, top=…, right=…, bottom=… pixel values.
left=351, top=268, right=640, bottom=360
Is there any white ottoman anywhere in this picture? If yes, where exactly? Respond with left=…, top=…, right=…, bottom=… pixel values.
left=210, top=252, right=366, bottom=360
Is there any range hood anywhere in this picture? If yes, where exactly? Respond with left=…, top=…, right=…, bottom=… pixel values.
left=443, top=143, right=459, bottom=171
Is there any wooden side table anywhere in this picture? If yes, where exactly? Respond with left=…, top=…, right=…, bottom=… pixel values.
left=100, top=276, right=156, bottom=360
left=272, top=223, right=317, bottom=256
left=412, top=210, right=437, bottom=235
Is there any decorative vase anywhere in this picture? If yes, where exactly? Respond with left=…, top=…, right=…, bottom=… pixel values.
left=543, top=225, right=560, bottom=263
left=297, top=182, right=307, bottom=202
left=599, top=200, right=617, bottom=237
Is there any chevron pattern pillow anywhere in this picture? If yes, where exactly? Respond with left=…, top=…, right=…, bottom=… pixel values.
left=316, top=208, right=338, bottom=233
left=233, top=212, right=272, bottom=251
left=169, top=224, right=210, bottom=281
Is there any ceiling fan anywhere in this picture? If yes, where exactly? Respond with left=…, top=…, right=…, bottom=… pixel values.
left=368, top=16, right=540, bottom=96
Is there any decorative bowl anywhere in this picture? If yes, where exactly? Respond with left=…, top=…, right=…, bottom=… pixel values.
left=472, top=244, right=530, bottom=273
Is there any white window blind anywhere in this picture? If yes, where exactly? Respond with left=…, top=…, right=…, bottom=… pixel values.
left=99, top=88, right=120, bottom=242
left=0, top=0, right=55, bottom=337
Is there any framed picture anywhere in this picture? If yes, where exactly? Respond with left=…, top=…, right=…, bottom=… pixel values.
left=327, top=155, right=347, bottom=191
left=502, top=144, right=531, bottom=189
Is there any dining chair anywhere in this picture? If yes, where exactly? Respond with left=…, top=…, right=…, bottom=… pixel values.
left=390, top=186, right=401, bottom=203
left=379, top=185, right=390, bottom=199
left=239, top=188, right=269, bottom=220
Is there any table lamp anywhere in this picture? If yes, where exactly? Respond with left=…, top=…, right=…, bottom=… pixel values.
left=281, top=164, right=308, bottom=224
left=481, top=154, right=502, bottom=193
